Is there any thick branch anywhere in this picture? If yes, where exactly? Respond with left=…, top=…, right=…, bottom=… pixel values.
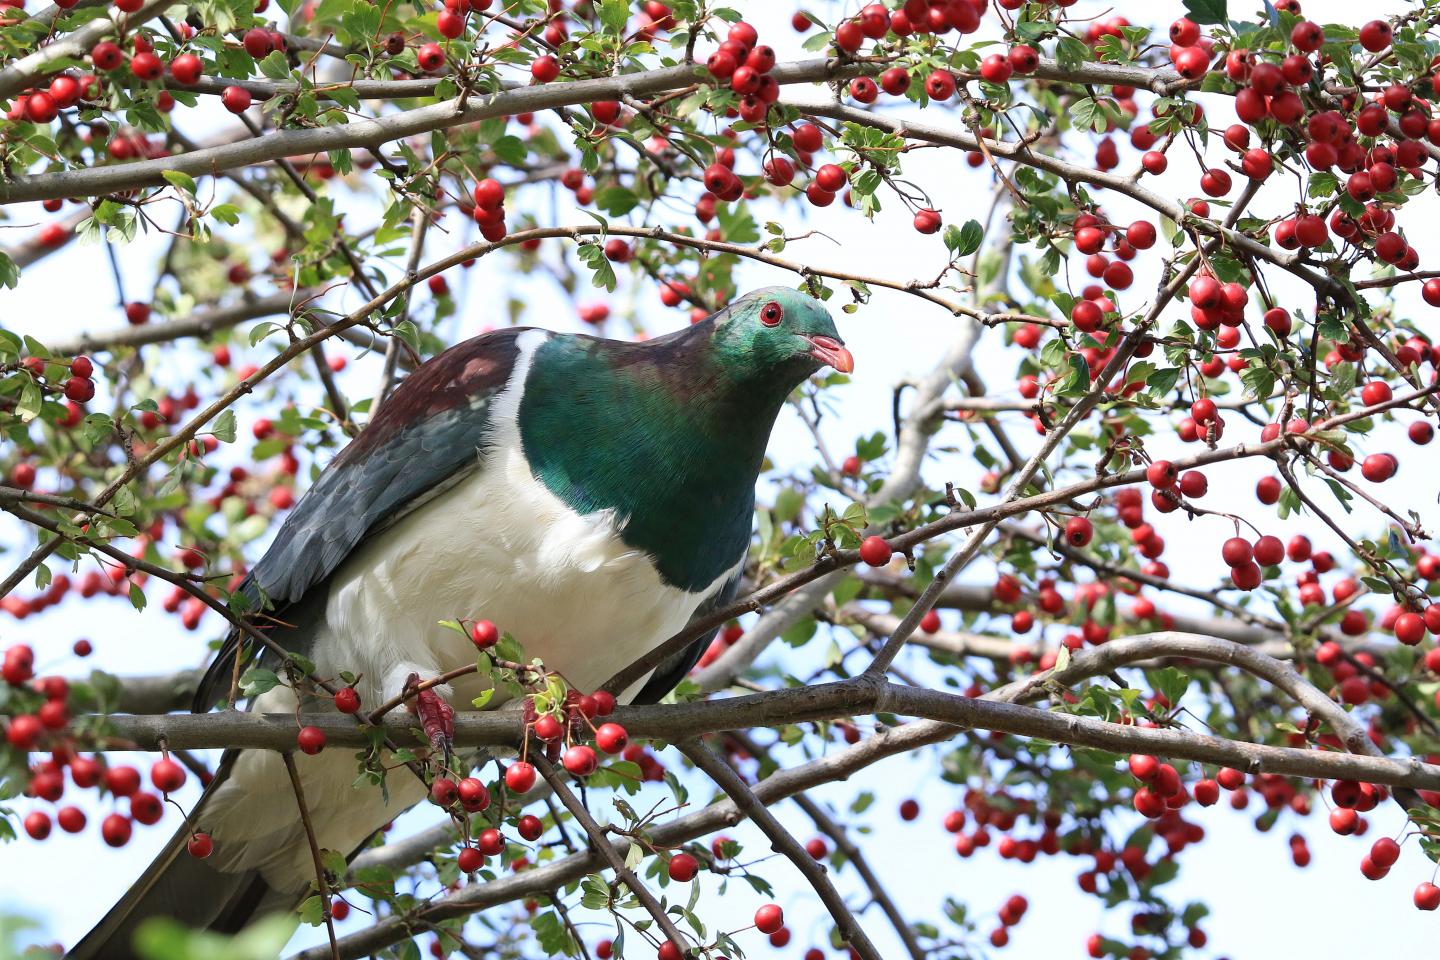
left=42, top=292, right=315, bottom=357
left=95, top=679, right=1440, bottom=791
left=0, top=59, right=866, bottom=204
left=0, top=0, right=172, bottom=99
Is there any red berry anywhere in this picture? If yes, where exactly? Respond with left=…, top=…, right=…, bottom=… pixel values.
left=506, top=762, right=537, bottom=793
left=24, top=811, right=51, bottom=840
left=221, top=85, right=252, bottom=113
left=1128, top=754, right=1159, bottom=781
left=925, top=70, right=956, bottom=101
left=458, top=846, right=484, bottom=872
left=1064, top=516, right=1093, bottom=547
left=478, top=827, right=504, bottom=855
left=470, top=619, right=499, bottom=648
left=1361, top=453, right=1397, bottom=483
left=243, top=27, right=274, bottom=58
left=1416, top=882, right=1440, bottom=911
left=668, top=851, right=699, bottom=881
left=1146, top=460, right=1177, bottom=489
left=1221, top=537, right=1253, bottom=567
left=102, top=813, right=132, bottom=847
left=755, top=904, right=784, bottom=934
left=859, top=535, right=892, bottom=567
left=562, top=745, right=598, bottom=776
left=417, top=43, right=445, bottom=72
left=91, top=41, right=125, bottom=71
left=297, top=725, right=326, bottom=755
left=457, top=777, right=490, bottom=810
left=188, top=832, right=213, bottom=858
left=150, top=758, right=186, bottom=793
left=913, top=208, right=942, bottom=234
left=1216, top=767, right=1245, bottom=790
left=57, top=806, right=86, bottom=833
left=1359, top=19, right=1392, bottom=52
left=595, top=722, right=628, bottom=754
left=334, top=687, right=361, bottom=713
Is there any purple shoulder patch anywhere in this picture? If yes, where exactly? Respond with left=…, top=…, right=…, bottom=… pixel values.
left=335, top=328, right=526, bottom=464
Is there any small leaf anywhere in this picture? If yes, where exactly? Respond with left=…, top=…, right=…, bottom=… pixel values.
left=162, top=170, right=197, bottom=195
left=1182, top=0, right=1227, bottom=24
left=240, top=667, right=281, bottom=696
left=210, top=409, right=237, bottom=443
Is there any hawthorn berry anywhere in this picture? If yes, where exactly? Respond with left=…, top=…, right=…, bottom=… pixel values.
left=221, top=85, right=252, bottom=113
left=595, top=722, right=628, bottom=754
left=859, top=535, right=892, bottom=567
left=506, top=761, right=537, bottom=793
left=457, top=846, right=484, bottom=873
left=150, top=758, right=186, bottom=793
left=187, top=832, right=213, bottom=858
left=297, top=725, right=327, bottom=755
left=1064, top=516, right=1093, bottom=547
left=668, top=851, right=699, bottom=881
left=755, top=903, right=784, bottom=934
left=562, top=745, right=598, bottom=776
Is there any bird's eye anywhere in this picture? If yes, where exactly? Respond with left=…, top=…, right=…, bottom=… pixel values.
left=760, top=301, right=783, bottom=326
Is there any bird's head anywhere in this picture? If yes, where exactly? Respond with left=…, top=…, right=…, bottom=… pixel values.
left=707, top=286, right=853, bottom=384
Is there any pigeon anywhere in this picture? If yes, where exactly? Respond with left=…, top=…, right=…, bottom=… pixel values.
left=72, top=285, right=852, bottom=957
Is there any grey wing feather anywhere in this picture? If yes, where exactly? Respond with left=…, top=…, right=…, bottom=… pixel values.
left=193, top=330, right=526, bottom=710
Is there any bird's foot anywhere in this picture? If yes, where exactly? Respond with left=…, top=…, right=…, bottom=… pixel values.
left=403, top=672, right=455, bottom=758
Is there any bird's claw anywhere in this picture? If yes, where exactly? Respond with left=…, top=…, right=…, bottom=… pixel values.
left=403, top=672, right=455, bottom=759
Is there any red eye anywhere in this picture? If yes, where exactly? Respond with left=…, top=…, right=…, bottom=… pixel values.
left=760, top=301, right=783, bottom=326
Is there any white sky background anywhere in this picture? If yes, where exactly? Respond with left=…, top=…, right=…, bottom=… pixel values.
left=3, top=0, right=1440, bottom=956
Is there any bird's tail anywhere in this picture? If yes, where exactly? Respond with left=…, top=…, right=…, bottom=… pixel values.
left=67, top=756, right=303, bottom=960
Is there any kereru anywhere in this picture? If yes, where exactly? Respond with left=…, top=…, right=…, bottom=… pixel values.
left=73, top=285, right=851, bottom=957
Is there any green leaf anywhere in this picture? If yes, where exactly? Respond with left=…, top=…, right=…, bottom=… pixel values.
left=162, top=170, right=197, bottom=195
left=258, top=49, right=290, bottom=79
left=577, top=242, right=617, bottom=292
left=944, top=219, right=983, bottom=257
left=296, top=895, right=324, bottom=926
left=470, top=688, right=494, bottom=710
left=16, top=381, right=41, bottom=423
left=1182, top=0, right=1226, bottom=24
left=239, top=667, right=282, bottom=696
left=595, top=187, right=639, bottom=217
left=598, top=0, right=629, bottom=33
left=1145, top=366, right=1180, bottom=396
left=210, top=409, right=237, bottom=443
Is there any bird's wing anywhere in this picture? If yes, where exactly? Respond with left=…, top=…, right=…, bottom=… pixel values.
left=193, top=328, right=532, bottom=710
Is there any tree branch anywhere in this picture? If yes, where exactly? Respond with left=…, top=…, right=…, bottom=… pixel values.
left=679, top=738, right=883, bottom=960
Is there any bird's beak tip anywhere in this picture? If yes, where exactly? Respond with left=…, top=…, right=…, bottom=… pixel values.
left=806, top=334, right=854, bottom=374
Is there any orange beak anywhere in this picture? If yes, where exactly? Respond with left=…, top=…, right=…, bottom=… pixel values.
left=806, top=334, right=854, bottom=374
